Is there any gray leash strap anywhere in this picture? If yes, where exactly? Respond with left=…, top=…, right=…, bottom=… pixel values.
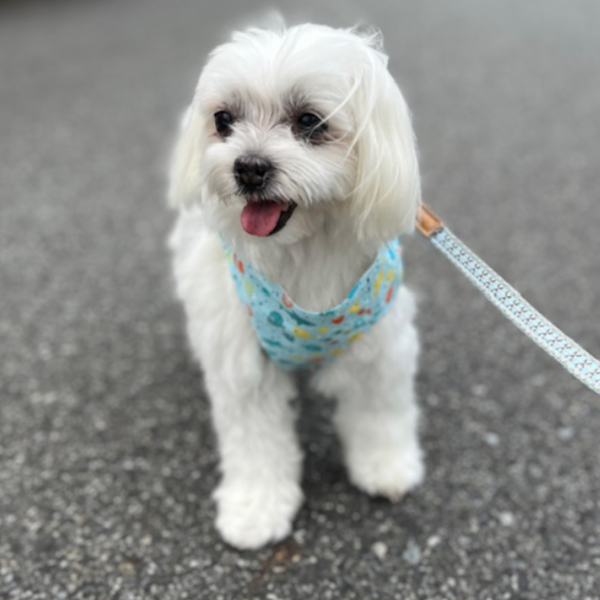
left=417, top=204, right=600, bottom=396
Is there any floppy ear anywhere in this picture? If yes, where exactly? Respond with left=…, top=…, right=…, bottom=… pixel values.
left=350, top=39, right=421, bottom=242
left=168, top=100, right=208, bottom=209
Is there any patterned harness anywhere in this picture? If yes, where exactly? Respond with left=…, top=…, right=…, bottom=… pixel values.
left=223, top=240, right=404, bottom=370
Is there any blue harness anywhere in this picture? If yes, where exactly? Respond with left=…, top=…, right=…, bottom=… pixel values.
left=223, top=240, right=403, bottom=370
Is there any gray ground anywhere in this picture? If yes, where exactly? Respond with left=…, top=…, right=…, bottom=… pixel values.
left=1, top=0, right=600, bottom=598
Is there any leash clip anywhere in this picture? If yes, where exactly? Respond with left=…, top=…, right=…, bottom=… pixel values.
left=417, top=203, right=444, bottom=238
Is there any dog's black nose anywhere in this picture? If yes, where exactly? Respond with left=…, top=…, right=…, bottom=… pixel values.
left=234, top=156, right=273, bottom=191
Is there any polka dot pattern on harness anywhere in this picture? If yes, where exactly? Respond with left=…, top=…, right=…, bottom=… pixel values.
left=223, top=240, right=404, bottom=371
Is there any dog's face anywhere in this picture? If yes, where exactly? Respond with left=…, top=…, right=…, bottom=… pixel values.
left=169, top=24, right=420, bottom=245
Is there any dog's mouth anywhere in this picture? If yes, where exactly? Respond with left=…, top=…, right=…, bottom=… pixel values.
left=240, top=199, right=297, bottom=237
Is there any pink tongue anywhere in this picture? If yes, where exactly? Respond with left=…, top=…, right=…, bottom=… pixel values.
left=241, top=201, right=285, bottom=236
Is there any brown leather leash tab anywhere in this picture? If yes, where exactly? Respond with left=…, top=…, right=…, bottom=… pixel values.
left=416, top=203, right=444, bottom=238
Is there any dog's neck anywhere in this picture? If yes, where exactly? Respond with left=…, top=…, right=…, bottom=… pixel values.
left=230, top=215, right=382, bottom=313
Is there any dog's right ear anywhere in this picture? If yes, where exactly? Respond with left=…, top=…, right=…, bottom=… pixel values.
left=168, top=101, right=207, bottom=209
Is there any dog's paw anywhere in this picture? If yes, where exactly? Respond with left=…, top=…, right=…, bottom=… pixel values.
left=214, top=479, right=303, bottom=550
left=346, top=442, right=425, bottom=502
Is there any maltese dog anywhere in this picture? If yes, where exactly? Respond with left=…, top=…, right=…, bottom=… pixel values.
left=168, top=22, right=423, bottom=550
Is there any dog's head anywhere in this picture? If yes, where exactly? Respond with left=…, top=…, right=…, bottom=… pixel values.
left=169, top=23, right=420, bottom=245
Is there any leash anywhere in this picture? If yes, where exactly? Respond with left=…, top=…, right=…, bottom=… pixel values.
left=416, top=203, right=600, bottom=396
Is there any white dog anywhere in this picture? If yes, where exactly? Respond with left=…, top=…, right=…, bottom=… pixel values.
left=168, top=23, right=424, bottom=550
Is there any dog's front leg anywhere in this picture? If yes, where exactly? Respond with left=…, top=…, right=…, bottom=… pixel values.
left=312, top=288, right=424, bottom=501
left=175, top=234, right=303, bottom=549
left=204, top=358, right=303, bottom=550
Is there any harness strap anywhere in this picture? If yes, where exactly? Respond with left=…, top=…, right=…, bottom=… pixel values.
left=417, top=204, right=600, bottom=395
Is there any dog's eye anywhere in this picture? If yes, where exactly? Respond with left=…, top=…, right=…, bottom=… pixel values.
left=298, top=113, right=321, bottom=129
left=296, top=113, right=327, bottom=137
left=214, top=111, right=234, bottom=137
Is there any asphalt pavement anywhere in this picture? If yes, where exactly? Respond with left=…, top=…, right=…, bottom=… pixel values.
left=1, top=1, right=600, bottom=598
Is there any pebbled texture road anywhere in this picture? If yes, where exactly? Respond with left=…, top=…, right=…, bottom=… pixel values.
left=1, top=1, right=600, bottom=598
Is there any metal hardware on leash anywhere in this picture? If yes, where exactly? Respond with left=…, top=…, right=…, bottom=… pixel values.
left=417, top=203, right=600, bottom=396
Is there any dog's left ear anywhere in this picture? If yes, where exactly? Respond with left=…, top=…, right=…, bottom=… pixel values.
left=350, top=36, right=421, bottom=242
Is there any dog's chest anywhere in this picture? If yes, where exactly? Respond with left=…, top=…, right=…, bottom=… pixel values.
left=224, top=240, right=404, bottom=370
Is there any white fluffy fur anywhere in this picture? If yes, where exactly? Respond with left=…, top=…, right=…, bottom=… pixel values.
left=169, top=23, right=424, bottom=550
